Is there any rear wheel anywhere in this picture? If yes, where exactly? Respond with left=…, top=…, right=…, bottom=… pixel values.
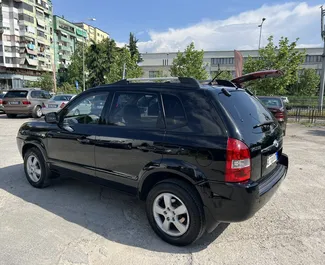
left=24, top=147, right=51, bottom=188
left=6, top=114, right=17, bottom=118
left=146, top=179, right=205, bottom=246
left=32, top=106, right=42, bottom=118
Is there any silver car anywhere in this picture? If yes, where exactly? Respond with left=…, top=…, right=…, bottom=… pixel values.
left=3, top=88, right=51, bottom=118
left=42, top=94, right=76, bottom=115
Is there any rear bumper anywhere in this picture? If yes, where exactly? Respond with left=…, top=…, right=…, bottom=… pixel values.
left=204, top=154, right=288, bottom=226
left=4, top=106, right=33, bottom=115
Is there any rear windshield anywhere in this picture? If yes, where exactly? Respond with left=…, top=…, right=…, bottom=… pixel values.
left=4, top=91, right=28, bottom=98
left=53, top=95, right=73, bottom=101
left=259, top=97, right=283, bottom=108
left=0, top=94, right=4, bottom=99
left=214, top=90, right=274, bottom=131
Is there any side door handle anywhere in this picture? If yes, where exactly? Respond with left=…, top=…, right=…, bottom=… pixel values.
left=77, top=137, right=91, bottom=144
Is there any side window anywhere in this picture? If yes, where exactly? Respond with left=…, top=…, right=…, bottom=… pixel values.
left=162, top=94, right=187, bottom=129
left=62, top=92, right=109, bottom=125
left=108, top=92, right=162, bottom=129
left=31, top=91, right=41, bottom=98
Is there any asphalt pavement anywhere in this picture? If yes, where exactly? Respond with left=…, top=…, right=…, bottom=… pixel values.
left=0, top=115, right=324, bottom=265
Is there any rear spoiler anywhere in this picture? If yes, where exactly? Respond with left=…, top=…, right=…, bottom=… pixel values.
left=231, top=70, right=284, bottom=85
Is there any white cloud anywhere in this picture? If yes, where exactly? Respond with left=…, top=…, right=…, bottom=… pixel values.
left=137, top=2, right=323, bottom=53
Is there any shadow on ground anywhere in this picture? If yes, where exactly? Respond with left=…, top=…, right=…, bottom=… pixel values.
left=0, top=164, right=228, bottom=253
left=306, top=129, right=325, bottom=137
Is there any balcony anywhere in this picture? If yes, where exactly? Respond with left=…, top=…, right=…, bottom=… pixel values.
left=59, top=53, right=70, bottom=60
left=59, top=35, right=70, bottom=43
left=59, top=45, right=71, bottom=52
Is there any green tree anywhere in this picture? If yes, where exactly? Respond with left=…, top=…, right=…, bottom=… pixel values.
left=66, top=42, right=84, bottom=87
left=170, top=42, right=208, bottom=80
left=128, top=32, right=142, bottom=63
left=289, top=69, right=320, bottom=96
left=57, top=82, right=79, bottom=94
left=106, top=47, right=143, bottom=83
left=243, top=36, right=305, bottom=95
left=33, top=73, right=54, bottom=91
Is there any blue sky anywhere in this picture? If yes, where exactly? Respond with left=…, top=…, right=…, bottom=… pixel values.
left=52, top=1, right=324, bottom=52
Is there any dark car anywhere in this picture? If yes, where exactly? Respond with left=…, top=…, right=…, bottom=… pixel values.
left=0, top=94, right=4, bottom=113
left=16, top=76, right=288, bottom=246
left=258, top=96, right=288, bottom=136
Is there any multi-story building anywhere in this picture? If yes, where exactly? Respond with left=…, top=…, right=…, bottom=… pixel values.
left=53, top=15, right=87, bottom=72
left=140, top=47, right=323, bottom=79
left=73, top=22, right=109, bottom=44
left=0, top=0, right=54, bottom=89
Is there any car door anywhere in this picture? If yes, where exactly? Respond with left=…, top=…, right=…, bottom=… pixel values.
left=94, top=90, right=165, bottom=194
left=46, top=91, right=110, bottom=178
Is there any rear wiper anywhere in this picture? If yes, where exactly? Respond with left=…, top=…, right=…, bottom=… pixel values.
left=253, top=120, right=274, bottom=129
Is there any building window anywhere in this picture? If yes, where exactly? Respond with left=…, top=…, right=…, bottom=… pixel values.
left=149, top=71, right=161, bottom=78
left=5, top=57, right=13, bottom=64
left=211, top=58, right=234, bottom=65
left=305, top=55, right=322, bottom=63
left=37, top=30, right=46, bottom=39
left=22, top=2, right=34, bottom=13
left=18, top=14, right=35, bottom=24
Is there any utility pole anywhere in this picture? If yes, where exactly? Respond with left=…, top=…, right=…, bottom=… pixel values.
left=319, top=6, right=325, bottom=110
left=122, top=63, right=126, bottom=79
left=258, top=18, right=266, bottom=50
left=82, top=39, right=85, bottom=91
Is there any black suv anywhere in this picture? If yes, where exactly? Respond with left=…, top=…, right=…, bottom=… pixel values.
left=17, top=75, right=288, bottom=246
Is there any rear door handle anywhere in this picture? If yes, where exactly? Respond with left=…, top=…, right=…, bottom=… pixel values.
left=77, top=137, right=90, bottom=144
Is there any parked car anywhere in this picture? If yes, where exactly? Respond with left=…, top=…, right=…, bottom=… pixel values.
left=0, top=94, right=4, bottom=113
left=3, top=88, right=51, bottom=118
left=17, top=74, right=288, bottom=246
left=258, top=96, right=289, bottom=136
left=281, top=96, right=289, bottom=104
left=42, top=94, right=76, bottom=115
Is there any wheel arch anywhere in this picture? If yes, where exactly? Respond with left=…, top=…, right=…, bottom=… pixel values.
left=22, top=141, right=48, bottom=161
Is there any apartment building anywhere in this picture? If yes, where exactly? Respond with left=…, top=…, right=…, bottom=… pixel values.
left=140, top=47, right=323, bottom=79
left=0, top=0, right=54, bottom=89
left=73, top=22, right=109, bottom=44
left=53, top=15, right=87, bottom=72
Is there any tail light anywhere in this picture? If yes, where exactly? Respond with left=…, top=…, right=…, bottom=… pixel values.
left=2, top=100, right=7, bottom=105
left=275, top=111, right=284, bottom=121
left=22, top=100, right=31, bottom=105
left=0, top=99, right=2, bottom=104
left=60, top=102, right=65, bottom=108
left=225, top=138, right=251, bottom=182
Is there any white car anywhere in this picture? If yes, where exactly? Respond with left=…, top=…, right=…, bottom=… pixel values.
left=281, top=96, right=289, bottom=104
left=42, top=94, right=76, bottom=115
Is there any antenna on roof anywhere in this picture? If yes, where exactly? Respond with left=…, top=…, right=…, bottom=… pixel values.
left=208, top=70, right=224, bottom=85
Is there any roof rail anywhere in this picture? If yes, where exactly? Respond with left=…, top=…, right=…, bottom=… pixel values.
left=112, top=77, right=201, bottom=89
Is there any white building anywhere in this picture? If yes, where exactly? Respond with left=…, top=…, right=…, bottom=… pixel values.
left=140, top=48, right=322, bottom=78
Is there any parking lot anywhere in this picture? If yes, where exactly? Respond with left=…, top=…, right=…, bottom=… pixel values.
left=0, top=115, right=324, bottom=265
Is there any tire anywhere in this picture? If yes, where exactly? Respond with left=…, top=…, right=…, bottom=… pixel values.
left=146, top=179, right=205, bottom=246
left=24, top=147, right=51, bottom=188
left=32, top=106, right=42, bottom=119
left=6, top=114, right=17, bottom=118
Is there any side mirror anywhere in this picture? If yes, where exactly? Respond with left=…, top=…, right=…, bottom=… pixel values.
left=45, top=112, right=58, bottom=124
left=286, top=105, right=292, bottom=110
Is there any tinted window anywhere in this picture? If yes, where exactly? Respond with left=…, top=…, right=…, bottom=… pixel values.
left=162, top=94, right=187, bottom=129
left=31, top=90, right=51, bottom=99
left=53, top=95, right=73, bottom=101
left=4, top=91, right=28, bottom=98
left=31, top=91, right=41, bottom=98
left=108, top=92, right=162, bottom=129
left=215, top=90, right=274, bottom=131
left=0, top=94, right=4, bottom=99
left=259, top=97, right=283, bottom=108
left=62, top=92, right=109, bottom=125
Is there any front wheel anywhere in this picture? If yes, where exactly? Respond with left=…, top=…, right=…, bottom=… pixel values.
left=146, top=179, right=205, bottom=246
left=24, top=147, right=51, bottom=188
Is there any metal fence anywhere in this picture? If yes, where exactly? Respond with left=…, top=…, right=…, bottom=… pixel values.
left=288, top=107, right=325, bottom=123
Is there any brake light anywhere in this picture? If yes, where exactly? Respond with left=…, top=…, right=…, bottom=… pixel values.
left=0, top=99, right=2, bottom=104
left=60, top=102, right=65, bottom=108
left=225, top=138, right=251, bottom=182
left=2, top=100, right=7, bottom=105
left=22, top=100, right=31, bottom=105
left=275, top=111, right=284, bottom=120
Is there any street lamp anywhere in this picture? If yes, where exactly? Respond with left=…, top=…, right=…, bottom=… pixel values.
left=258, top=18, right=266, bottom=50
left=82, top=17, right=96, bottom=91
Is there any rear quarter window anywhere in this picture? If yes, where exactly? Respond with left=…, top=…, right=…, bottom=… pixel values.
left=4, top=91, right=28, bottom=98
left=214, top=89, right=274, bottom=134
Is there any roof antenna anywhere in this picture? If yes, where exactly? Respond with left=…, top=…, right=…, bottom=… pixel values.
left=208, top=70, right=224, bottom=85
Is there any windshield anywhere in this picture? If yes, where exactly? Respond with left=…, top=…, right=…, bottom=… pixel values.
left=53, top=95, right=73, bottom=101
left=259, top=97, right=283, bottom=108
left=4, top=91, right=28, bottom=98
left=213, top=89, right=275, bottom=133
